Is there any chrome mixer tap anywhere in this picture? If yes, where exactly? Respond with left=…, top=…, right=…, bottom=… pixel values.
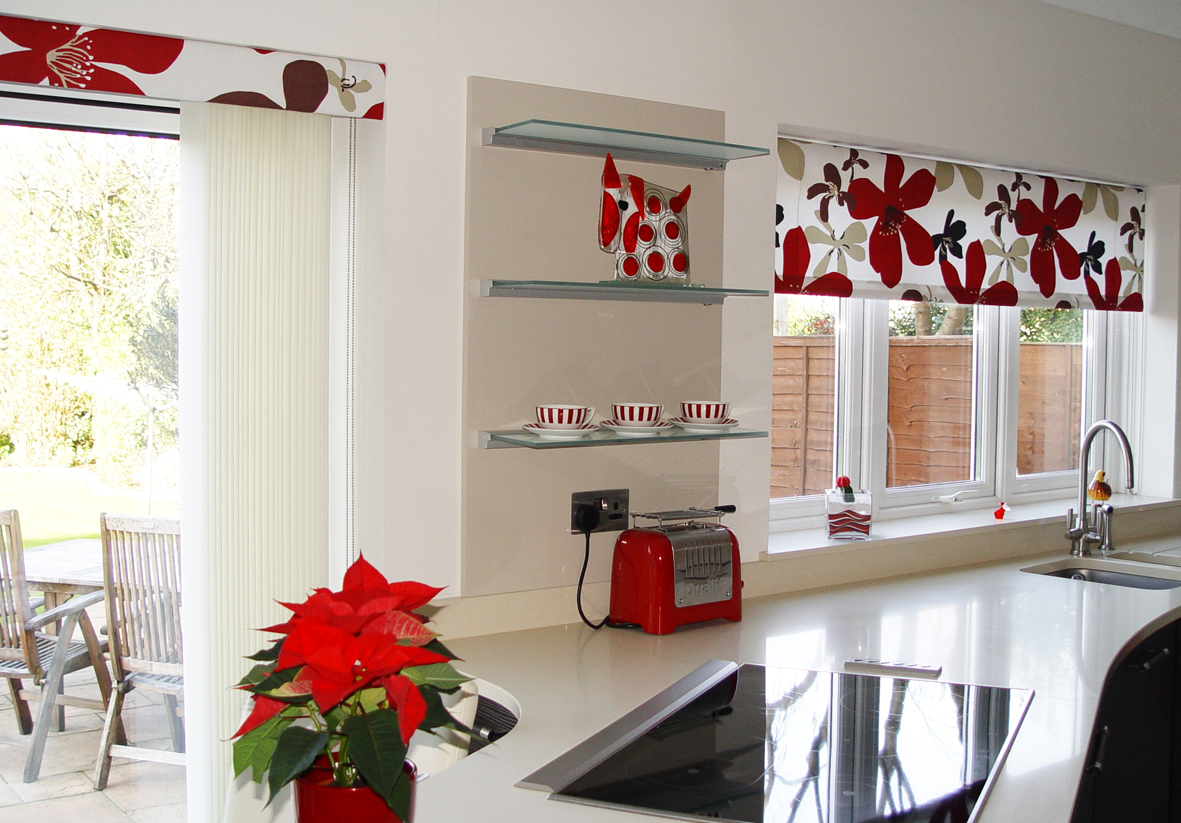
left=1066, top=420, right=1134, bottom=557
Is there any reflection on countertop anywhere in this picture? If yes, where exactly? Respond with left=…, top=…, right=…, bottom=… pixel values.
left=421, top=543, right=1181, bottom=823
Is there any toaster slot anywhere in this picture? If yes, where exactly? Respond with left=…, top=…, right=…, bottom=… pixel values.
left=671, top=528, right=733, bottom=607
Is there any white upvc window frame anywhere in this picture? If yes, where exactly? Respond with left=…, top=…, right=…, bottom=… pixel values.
left=769, top=298, right=1142, bottom=534
left=860, top=301, right=999, bottom=516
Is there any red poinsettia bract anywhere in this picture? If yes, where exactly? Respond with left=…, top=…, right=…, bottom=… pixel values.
left=847, top=154, right=936, bottom=288
left=1014, top=177, right=1082, bottom=298
left=777, top=227, right=853, bottom=297
left=941, top=241, right=1019, bottom=306
left=236, top=555, right=451, bottom=740
left=1085, top=257, right=1142, bottom=312
left=231, top=556, right=469, bottom=818
left=0, top=15, right=183, bottom=93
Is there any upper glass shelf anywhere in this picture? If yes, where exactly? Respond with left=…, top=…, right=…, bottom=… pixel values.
left=480, top=279, right=767, bottom=305
left=480, top=426, right=768, bottom=450
left=481, top=119, right=769, bottom=170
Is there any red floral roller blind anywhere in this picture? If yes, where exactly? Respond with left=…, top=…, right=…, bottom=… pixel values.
left=775, top=138, right=1145, bottom=311
left=0, top=13, right=385, bottom=120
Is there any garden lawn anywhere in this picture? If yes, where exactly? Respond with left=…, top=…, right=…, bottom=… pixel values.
left=0, top=467, right=178, bottom=547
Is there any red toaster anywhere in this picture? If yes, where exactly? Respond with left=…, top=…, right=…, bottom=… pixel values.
left=608, top=508, right=742, bottom=635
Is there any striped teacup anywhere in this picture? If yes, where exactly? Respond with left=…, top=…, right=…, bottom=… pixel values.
left=680, top=401, right=730, bottom=423
left=535, top=404, right=595, bottom=429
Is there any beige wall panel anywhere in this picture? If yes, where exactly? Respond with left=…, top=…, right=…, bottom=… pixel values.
left=463, top=76, right=732, bottom=596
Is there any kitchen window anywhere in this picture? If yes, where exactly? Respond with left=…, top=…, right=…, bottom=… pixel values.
left=771, top=137, right=1146, bottom=532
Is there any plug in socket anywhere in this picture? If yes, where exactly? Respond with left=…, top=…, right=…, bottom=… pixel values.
left=571, top=489, right=629, bottom=534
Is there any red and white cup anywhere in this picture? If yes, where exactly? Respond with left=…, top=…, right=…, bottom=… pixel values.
left=680, top=401, right=730, bottom=423
left=611, top=403, right=663, bottom=427
left=535, top=404, right=595, bottom=429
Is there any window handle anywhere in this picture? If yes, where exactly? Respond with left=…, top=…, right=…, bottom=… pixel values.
left=931, top=491, right=969, bottom=503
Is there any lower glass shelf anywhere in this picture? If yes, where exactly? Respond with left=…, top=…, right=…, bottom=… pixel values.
left=480, top=279, right=767, bottom=304
left=479, top=427, right=768, bottom=449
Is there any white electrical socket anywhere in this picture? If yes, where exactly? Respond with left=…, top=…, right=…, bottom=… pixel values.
left=570, top=489, right=629, bottom=534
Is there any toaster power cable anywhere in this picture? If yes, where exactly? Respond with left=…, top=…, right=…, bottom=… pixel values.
left=572, top=504, right=638, bottom=630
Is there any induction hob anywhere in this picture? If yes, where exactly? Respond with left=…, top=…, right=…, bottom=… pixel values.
left=519, top=660, right=1032, bottom=823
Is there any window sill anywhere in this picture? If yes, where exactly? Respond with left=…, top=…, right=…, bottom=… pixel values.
left=761, top=493, right=1176, bottom=562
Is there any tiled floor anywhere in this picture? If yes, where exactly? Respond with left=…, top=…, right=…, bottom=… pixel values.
left=0, top=665, right=187, bottom=821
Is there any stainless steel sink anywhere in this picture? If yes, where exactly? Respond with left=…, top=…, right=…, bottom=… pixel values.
left=1023, top=557, right=1181, bottom=590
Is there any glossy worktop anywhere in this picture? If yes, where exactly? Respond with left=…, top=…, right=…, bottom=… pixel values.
left=420, top=546, right=1181, bottom=822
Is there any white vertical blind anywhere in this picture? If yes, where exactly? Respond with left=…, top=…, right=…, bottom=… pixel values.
left=180, top=103, right=331, bottom=821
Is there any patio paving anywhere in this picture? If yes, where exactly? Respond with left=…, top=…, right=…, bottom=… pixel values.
left=0, top=665, right=186, bottom=820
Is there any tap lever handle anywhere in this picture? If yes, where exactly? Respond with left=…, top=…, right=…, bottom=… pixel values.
left=1097, top=504, right=1115, bottom=552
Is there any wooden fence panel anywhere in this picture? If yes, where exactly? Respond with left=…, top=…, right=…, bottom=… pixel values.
left=886, top=337, right=973, bottom=487
left=771, top=336, right=1084, bottom=499
left=772, top=337, right=835, bottom=498
left=1017, top=343, right=1083, bottom=475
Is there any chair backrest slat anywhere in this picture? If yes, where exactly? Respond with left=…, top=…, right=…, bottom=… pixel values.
left=101, top=513, right=182, bottom=680
left=0, top=510, right=36, bottom=671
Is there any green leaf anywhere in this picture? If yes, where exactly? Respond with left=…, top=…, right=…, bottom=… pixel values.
left=934, top=161, right=954, bottom=192
left=323, top=704, right=349, bottom=735
left=341, top=710, right=407, bottom=809
left=956, top=164, right=984, bottom=199
left=777, top=138, right=805, bottom=180
left=403, top=662, right=470, bottom=692
left=233, top=714, right=292, bottom=782
left=267, top=726, right=328, bottom=803
left=236, top=661, right=276, bottom=688
left=356, top=686, right=387, bottom=714
left=423, top=637, right=460, bottom=660
left=387, top=765, right=414, bottom=822
left=250, top=666, right=300, bottom=695
left=245, top=638, right=285, bottom=662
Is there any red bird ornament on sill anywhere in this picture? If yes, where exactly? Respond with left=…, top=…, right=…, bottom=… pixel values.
left=599, top=153, right=691, bottom=283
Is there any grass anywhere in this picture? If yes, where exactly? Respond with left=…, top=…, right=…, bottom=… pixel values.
left=0, top=466, right=179, bottom=547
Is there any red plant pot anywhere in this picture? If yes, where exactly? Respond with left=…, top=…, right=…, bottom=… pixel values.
left=294, top=761, right=417, bottom=823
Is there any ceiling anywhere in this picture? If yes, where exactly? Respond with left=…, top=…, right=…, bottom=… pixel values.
left=1038, top=0, right=1181, bottom=40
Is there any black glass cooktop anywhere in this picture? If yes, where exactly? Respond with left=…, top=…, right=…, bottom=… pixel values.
left=520, top=660, right=1032, bottom=823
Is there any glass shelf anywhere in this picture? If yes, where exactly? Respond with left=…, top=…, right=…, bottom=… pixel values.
left=480, top=279, right=767, bottom=305
left=479, top=427, right=768, bottom=450
left=481, top=119, right=769, bottom=170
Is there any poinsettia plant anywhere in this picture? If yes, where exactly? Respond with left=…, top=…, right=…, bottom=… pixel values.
left=232, top=556, right=470, bottom=820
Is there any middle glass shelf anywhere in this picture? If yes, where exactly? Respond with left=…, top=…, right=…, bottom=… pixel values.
left=479, top=427, right=768, bottom=450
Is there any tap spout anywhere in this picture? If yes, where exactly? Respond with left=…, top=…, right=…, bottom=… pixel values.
left=1070, top=420, right=1135, bottom=556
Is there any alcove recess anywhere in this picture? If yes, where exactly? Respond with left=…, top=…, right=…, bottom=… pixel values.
left=462, top=76, right=739, bottom=597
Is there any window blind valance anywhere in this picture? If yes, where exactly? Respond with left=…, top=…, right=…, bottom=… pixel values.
left=775, top=138, right=1146, bottom=311
left=0, top=14, right=384, bottom=119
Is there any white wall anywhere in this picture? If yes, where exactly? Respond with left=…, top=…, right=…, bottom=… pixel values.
left=11, top=0, right=1180, bottom=596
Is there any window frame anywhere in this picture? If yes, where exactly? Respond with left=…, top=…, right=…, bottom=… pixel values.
left=769, top=297, right=1140, bottom=533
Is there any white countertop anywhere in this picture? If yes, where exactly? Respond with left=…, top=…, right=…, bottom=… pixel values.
left=419, top=545, right=1181, bottom=822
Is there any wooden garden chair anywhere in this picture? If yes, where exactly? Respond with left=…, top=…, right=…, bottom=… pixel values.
left=94, top=513, right=184, bottom=789
left=0, top=509, right=115, bottom=782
